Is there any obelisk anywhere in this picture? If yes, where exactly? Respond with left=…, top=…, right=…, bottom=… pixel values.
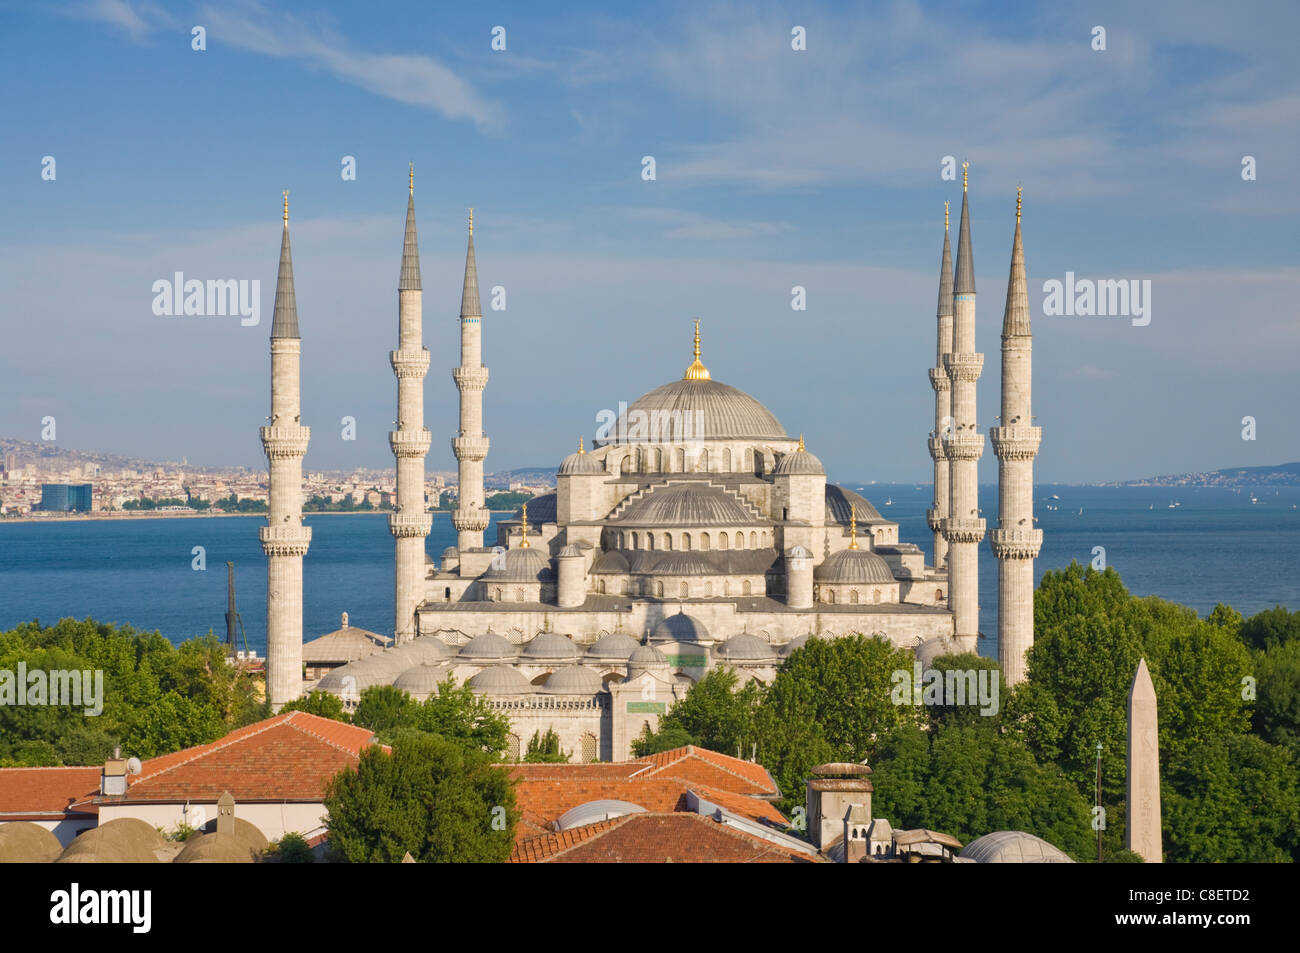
left=1126, top=658, right=1162, bottom=862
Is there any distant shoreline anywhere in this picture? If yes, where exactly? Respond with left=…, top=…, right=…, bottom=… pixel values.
left=0, top=509, right=520, bottom=526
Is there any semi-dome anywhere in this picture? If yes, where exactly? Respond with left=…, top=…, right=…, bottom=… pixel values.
left=627, top=644, right=668, bottom=668
left=825, top=484, right=884, bottom=524
left=814, top=548, right=895, bottom=585
left=617, top=483, right=761, bottom=526
left=512, top=492, right=557, bottom=524
left=714, top=633, right=777, bottom=661
left=467, top=665, right=531, bottom=695
left=650, top=552, right=720, bottom=576
left=586, top=632, right=641, bottom=661
left=543, top=666, right=604, bottom=694
left=960, top=831, right=1075, bottom=864
left=459, top=632, right=518, bottom=660
left=774, top=438, right=825, bottom=476
left=605, top=377, right=788, bottom=444
left=780, top=634, right=815, bottom=657
left=481, top=546, right=552, bottom=582
left=524, top=632, right=580, bottom=661
left=393, top=662, right=455, bottom=698
left=650, top=613, right=710, bottom=642
left=591, top=550, right=630, bottom=573
left=559, top=438, right=605, bottom=475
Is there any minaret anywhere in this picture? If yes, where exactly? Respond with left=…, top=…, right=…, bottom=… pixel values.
left=260, top=191, right=312, bottom=711
left=942, top=162, right=985, bottom=653
left=927, top=202, right=954, bottom=570
left=990, top=188, right=1042, bottom=684
left=452, top=208, right=490, bottom=551
left=389, top=165, right=433, bottom=644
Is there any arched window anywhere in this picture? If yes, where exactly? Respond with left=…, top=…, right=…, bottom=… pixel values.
left=655, top=448, right=663, bottom=472
left=580, top=733, right=598, bottom=764
left=683, top=532, right=691, bottom=550
left=745, top=448, right=755, bottom=473
left=700, top=532, right=710, bottom=551
left=680, top=581, right=689, bottom=598
left=704, top=581, right=713, bottom=597
left=515, top=588, right=524, bottom=602
left=700, top=448, right=710, bottom=471
left=675, top=448, right=685, bottom=471
left=742, top=580, right=752, bottom=596
left=750, top=531, right=758, bottom=548
left=722, top=448, right=732, bottom=471
left=598, top=579, right=606, bottom=594
left=873, top=589, right=881, bottom=604
left=444, top=587, right=451, bottom=600
left=631, top=532, right=639, bottom=549
left=826, top=589, right=835, bottom=605
left=655, top=581, right=664, bottom=597
left=719, top=532, right=729, bottom=550
left=724, top=580, right=731, bottom=595
left=506, top=733, right=521, bottom=761
left=735, top=532, right=745, bottom=550
left=935, top=588, right=943, bottom=603
left=618, top=532, right=625, bottom=549
left=647, top=533, right=655, bottom=550
left=851, top=589, right=859, bottom=604
left=620, top=580, right=628, bottom=595
left=664, top=533, right=672, bottom=551
left=621, top=455, right=631, bottom=474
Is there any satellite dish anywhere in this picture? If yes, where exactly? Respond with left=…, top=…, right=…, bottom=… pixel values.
left=126, top=757, right=142, bottom=776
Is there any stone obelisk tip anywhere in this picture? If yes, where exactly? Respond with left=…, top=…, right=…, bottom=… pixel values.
left=1126, top=657, right=1162, bottom=862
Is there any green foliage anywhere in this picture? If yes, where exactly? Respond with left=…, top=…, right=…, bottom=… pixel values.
left=265, top=832, right=315, bottom=863
left=351, top=685, right=418, bottom=738
left=1239, top=605, right=1300, bottom=652
left=412, top=678, right=511, bottom=757
left=281, top=690, right=349, bottom=722
left=647, top=667, right=763, bottom=758
left=524, top=728, right=569, bottom=763
left=631, top=724, right=696, bottom=757
left=0, top=619, right=262, bottom=764
left=1252, top=640, right=1300, bottom=759
left=215, top=493, right=267, bottom=513
left=169, top=824, right=198, bottom=843
left=324, top=730, right=517, bottom=863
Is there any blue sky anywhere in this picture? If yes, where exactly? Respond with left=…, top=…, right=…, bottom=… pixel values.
left=1, top=0, right=1296, bottom=483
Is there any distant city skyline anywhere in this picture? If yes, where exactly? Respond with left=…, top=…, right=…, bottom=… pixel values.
left=2, top=1, right=1296, bottom=483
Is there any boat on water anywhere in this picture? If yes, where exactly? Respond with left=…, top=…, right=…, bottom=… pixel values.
left=1051, top=494, right=1061, bottom=500
left=884, top=497, right=893, bottom=506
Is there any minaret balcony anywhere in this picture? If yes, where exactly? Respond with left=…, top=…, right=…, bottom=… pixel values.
left=389, top=512, right=433, bottom=538
left=927, top=436, right=948, bottom=461
left=942, top=432, right=985, bottom=460
left=259, top=523, right=312, bottom=556
left=928, top=367, right=951, bottom=391
left=453, top=366, right=490, bottom=391
left=990, top=527, right=1043, bottom=559
left=390, top=348, right=430, bottom=378
left=452, top=434, right=490, bottom=461
left=942, top=516, right=986, bottom=544
left=452, top=508, right=491, bottom=532
left=389, top=429, right=432, bottom=457
left=943, top=352, right=984, bottom=383
left=926, top=507, right=946, bottom=533
left=989, top=425, right=1042, bottom=460
left=260, top=425, right=311, bottom=459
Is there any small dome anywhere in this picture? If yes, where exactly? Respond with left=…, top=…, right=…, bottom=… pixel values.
left=512, top=492, right=557, bottom=524
left=780, top=634, right=814, bottom=657
left=814, top=548, right=895, bottom=585
left=524, top=632, right=579, bottom=661
left=825, top=484, right=884, bottom=524
left=442, top=546, right=459, bottom=559
left=397, top=637, right=457, bottom=661
left=393, top=662, right=455, bottom=699
left=715, top=633, right=776, bottom=661
left=0, top=822, right=62, bottom=863
left=555, top=799, right=647, bottom=830
left=543, top=666, right=604, bottom=694
left=591, top=550, right=630, bottom=573
left=559, top=447, right=605, bottom=475
left=650, top=613, right=710, bottom=642
left=56, top=818, right=166, bottom=864
left=627, top=644, right=668, bottom=668
left=960, top=831, right=1075, bottom=864
left=586, top=632, right=641, bottom=661
left=557, top=544, right=583, bottom=558
left=787, top=545, right=812, bottom=560
left=481, top=546, right=552, bottom=583
left=774, top=447, right=825, bottom=476
left=467, top=665, right=531, bottom=695
left=459, top=632, right=518, bottom=660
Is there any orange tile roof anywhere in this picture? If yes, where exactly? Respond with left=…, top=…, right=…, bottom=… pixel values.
left=630, top=745, right=780, bottom=797
left=103, top=711, right=383, bottom=804
left=515, top=813, right=816, bottom=863
left=0, top=767, right=100, bottom=819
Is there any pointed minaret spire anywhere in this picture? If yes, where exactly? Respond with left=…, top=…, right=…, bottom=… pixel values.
left=271, top=190, right=299, bottom=339
left=927, top=202, right=955, bottom=570
left=954, top=163, right=975, bottom=295
left=453, top=208, right=490, bottom=551
left=991, top=187, right=1042, bottom=684
left=389, top=172, right=432, bottom=644
left=261, top=191, right=311, bottom=709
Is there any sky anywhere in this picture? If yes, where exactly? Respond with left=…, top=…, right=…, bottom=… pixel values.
left=1, top=0, right=1296, bottom=484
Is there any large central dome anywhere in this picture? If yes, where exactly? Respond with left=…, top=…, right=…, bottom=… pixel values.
left=605, top=322, right=788, bottom=444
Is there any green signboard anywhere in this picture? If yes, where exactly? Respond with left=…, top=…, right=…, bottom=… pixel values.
left=665, top=654, right=707, bottom=668
left=626, top=701, right=666, bottom=714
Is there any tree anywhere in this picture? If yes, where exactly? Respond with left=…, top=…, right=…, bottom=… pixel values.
left=413, top=677, right=511, bottom=756
left=524, top=728, right=569, bottom=763
left=265, top=832, right=315, bottom=863
left=1239, top=605, right=1300, bottom=652
left=631, top=724, right=695, bottom=757
left=282, top=690, right=348, bottom=723
left=638, top=667, right=763, bottom=758
left=351, top=685, right=418, bottom=739
left=324, top=730, right=517, bottom=863
left=1252, top=639, right=1300, bottom=759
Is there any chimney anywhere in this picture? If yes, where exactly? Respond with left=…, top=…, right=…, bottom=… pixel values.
left=216, top=791, right=235, bottom=836
left=101, top=748, right=128, bottom=796
left=341, top=611, right=349, bottom=629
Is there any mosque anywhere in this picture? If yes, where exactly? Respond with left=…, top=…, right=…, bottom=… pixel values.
left=262, top=163, right=1041, bottom=762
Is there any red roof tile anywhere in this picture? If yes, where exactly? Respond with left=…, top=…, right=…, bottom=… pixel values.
left=630, top=745, right=780, bottom=797
left=0, top=767, right=100, bottom=818
left=519, top=813, right=815, bottom=863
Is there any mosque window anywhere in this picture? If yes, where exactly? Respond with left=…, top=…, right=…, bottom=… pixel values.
left=700, top=448, right=710, bottom=471
left=618, top=532, right=625, bottom=549
left=632, top=532, right=639, bottom=549
left=722, top=448, right=732, bottom=471
left=683, top=532, right=691, bottom=550
left=743, top=580, right=752, bottom=596
left=745, top=448, right=755, bottom=473
left=580, top=733, right=598, bottom=763
left=655, top=448, right=663, bottom=471
left=515, top=588, right=524, bottom=602
left=874, top=589, right=881, bottom=604
left=720, top=532, right=729, bottom=549
left=750, top=531, right=758, bottom=548
left=506, top=733, right=521, bottom=761
left=704, top=581, right=713, bottom=597
left=598, top=580, right=606, bottom=594
left=664, top=532, right=672, bottom=550
left=851, top=590, right=859, bottom=604
left=621, top=455, right=631, bottom=474
left=656, top=581, right=664, bottom=597
left=444, top=587, right=451, bottom=601
left=647, top=533, right=655, bottom=550
left=735, top=532, right=744, bottom=550
left=680, top=581, right=689, bottom=598
left=494, top=587, right=503, bottom=601
left=620, top=580, right=628, bottom=595
left=724, top=581, right=731, bottom=595
left=701, top=532, right=710, bottom=551
left=826, top=589, right=835, bottom=605
left=935, top=588, right=943, bottom=602
left=675, top=448, right=685, bottom=471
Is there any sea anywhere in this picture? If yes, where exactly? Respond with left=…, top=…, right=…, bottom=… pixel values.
left=1, top=484, right=1297, bottom=661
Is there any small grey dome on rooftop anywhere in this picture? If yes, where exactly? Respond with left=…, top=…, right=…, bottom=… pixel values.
left=559, top=441, right=605, bottom=475
left=557, top=544, right=583, bottom=558
left=814, top=548, right=895, bottom=585
left=960, top=831, right=1075, bottom=864
left=467, top=665, right=531, bottom=695
left=714, top=633, right=776, bottom=661
left=774, top=441, right=825, bottom=476
left=627, top=644, right=668, bottom=669
left=586, top=632, right=641, bottom=661
left=393, top=662, right=455, bottom=699
left=650, top=613, right=710, bottom=642
left=442, top=546, right=459, bottom=559
left=543, top=666, right=604, bottom=695
left=481, top=546, right=552, bottom=583
left=524, top=632, right=579, bottom=660
left=459, top=632, right=518, bottom=660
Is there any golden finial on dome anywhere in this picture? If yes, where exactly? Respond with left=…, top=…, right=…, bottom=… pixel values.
left=282, top=190, right=289, bottom=224
left=962, top=160, right=969, bottom=192
left=945, top=200, right=949, bottom=231
left=520, top=503, right=529, bottom=548
left=798, top=434, right=805, bottom=452
left=409, top=163, right=414, bottom=194
left=848, top=504, right=859, bottom=550
left=578, top=435, right=585, bottom=454
left=683, top=318, right=711, bottom=381
left=468, top=207, right=474, bottom=235
left=1016, top=185, right=1022, bottom=224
